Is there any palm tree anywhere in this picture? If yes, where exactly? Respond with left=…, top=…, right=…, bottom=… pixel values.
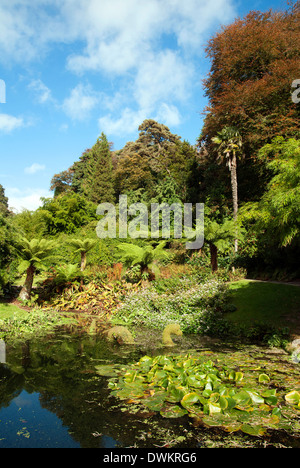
left=68, top=238, right=98, bottom=271
left=212, top=126, right=243, bottom=252
left=15, top=238, right=58, bottom=301
left=117, top=241, right=169, bottom=280
left=205, top=219, right=240, bottom=272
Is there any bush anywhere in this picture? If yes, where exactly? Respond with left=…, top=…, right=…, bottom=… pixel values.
left=113, top=279, right=231, bottom=334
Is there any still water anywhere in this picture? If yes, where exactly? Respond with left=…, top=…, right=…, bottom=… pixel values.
left=0, top=330, right=148, bottom=448
left=0, top=330, right=299, bottom=448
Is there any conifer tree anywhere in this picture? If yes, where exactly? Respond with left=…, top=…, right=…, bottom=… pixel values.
left=90, top=133, right=115, bottom=205
left=0, top=184, right=9, bottom=215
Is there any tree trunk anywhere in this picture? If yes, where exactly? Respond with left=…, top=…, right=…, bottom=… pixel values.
left=80, top=251, right=87, bottom=271
left=230, top=152, right=239, bottom=253
left=209, top=243, right=218, bottom=272
left=19, top=265, right=35, bottom=301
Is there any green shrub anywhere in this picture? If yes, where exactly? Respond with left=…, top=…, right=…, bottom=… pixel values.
left=113, top=280, right=230, bottom=334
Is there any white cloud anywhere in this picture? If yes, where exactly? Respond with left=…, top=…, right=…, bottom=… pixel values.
left=62, top=83, right=100, bottom=120
left=155, top=103, right=182, bottom=127
left=99, top=108, right=148, bottom=137
left=24, top=163, right=46, bottom=175
left=6, top=187, right=52, bottom=213
left=0, top=0, right=237, bottom=134
left=134, top=50, right=193, bottom=110
left=28, top=79, right=53, bottom=104
left=0, top=113, right=24, bottom=133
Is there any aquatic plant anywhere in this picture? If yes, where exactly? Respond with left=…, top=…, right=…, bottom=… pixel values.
left=108, top=352, right=300, bottom=437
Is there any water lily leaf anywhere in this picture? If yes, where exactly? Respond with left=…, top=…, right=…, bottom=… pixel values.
left=209, top=392, right=220, bottom=404
left=234, top=390, right=251, bottom=406
left=223, top=422, right=242, bottom=433
left=187, top=375, right=204, bottom=388
left=246, top=390, right=265, bottom=405
left=285, top=390, right=300, bottom=406
left=208, top=402, right=222, bottom=415
left=202, top=416, right=223, bottom=428
left=95, top=365, right=119, bottom=377
left=166, top=385, right=185, bottom=403
left=143, top=395, right=166, bottom=411
left=219, top=396, right=229, bottom=410
left=258, top=374, right=270, bottom=383
left=205, top=382, right=213, bottom=391
left=154, top=370, right=167, bottom=381
left=226, top=397, right=237, bottom=411
left=202, top=388, right=213, bottom=398
left=241, top=424, right=266, bottom=436
left=265, top=395, right=278, bottom=405
left=261, top=389, right=277, bottom=398
left=181, top=392, right=200, bottom=409
left=160, top=405, right=188, bottom=419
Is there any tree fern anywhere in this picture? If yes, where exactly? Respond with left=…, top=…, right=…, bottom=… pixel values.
left=14, top=237, right=58, bottom=300
left=117, top=241, right=169, bottom=279
left=67, top=238, right=98, bottom=271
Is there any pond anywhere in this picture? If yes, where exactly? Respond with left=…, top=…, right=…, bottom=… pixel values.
left=0, top=328, right=299, bottom=449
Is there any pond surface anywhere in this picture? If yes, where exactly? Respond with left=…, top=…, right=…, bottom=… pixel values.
left=0, top=329, right=299, bottom=449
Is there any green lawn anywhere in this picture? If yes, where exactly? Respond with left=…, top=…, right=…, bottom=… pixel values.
left=227, top=280, right=300, bottom=329
left=0, top=302, right=27, bottom=320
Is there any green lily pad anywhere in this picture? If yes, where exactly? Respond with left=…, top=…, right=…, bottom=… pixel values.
left=181, top=392, right=200, bottom=409
left=160, top=405, right=188, bottom=419
left=241, top=424, right=266, bottom=437
left=258, top=374, right=271, bottom=384
left=285, top=390, right=300, bottom=406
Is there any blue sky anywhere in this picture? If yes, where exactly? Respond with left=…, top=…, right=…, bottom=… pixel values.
left=0, top=0, right=288, bottom=212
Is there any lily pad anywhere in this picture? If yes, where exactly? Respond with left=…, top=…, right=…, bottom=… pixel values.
left=160, top=405, right=188, bottom=419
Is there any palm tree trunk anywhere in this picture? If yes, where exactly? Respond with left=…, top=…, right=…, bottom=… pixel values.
left=19, top=265, right=35, bottom=301
left=209, top=243, right=218, bottom=272
left=230, top=152, right=239, bottom=253
left=80, top=251, right=87, bottom=271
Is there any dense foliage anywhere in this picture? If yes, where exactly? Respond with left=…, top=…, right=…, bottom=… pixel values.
left=0, top=2, right=299, bottom=307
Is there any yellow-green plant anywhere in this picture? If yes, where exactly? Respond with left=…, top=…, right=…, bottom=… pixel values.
left=105, top=326, right=135, bottom=344
left=162, top=323, right=183, bottom=347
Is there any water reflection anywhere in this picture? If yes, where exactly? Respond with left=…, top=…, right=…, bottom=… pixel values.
left=0, top=339, right=5, bottom=364
left=0, top=330, right=299, bottom=448
left=0, top=331, right=145, bottom=448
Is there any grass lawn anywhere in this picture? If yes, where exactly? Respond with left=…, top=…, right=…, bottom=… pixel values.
left=0, top=301, right=27, bottom=320
left=227, top=280, right=300, bottom=331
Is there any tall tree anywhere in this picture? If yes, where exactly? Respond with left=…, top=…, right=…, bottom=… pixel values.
left=50, top=169, right=74, bottom=197
left=90, top=133, right=115, bottom=205
left=212, top=127, right=243, bottom=252
left=199, top=2, right=300, bottom=208
left=115, top=120, right=198, bottom=203
left=0, top=184, right=9, bottom=215
left=245, top=137, right=300, bottom=248
left=71, top=148, right=93, bottom=197
left=202, top=4, right=299, bottom=146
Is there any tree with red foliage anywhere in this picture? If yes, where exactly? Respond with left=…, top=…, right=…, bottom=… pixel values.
left=198, top=1, right=300, bottom=209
